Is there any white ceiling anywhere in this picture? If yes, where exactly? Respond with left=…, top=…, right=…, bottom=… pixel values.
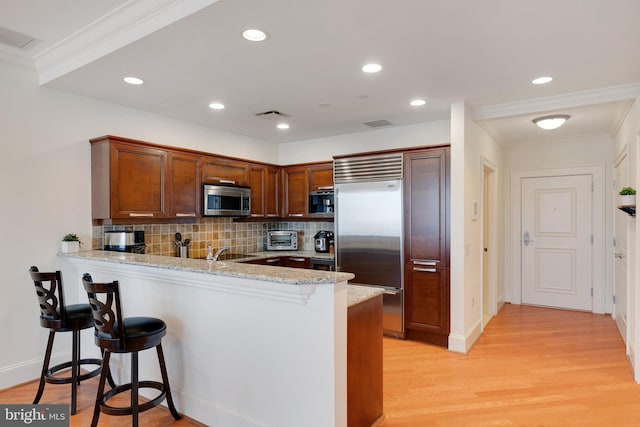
left=1, top=0, right=639, bottom=144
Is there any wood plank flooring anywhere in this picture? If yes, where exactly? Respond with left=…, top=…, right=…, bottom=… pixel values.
left=2, top=304, right=638, bottom=426
left=379, top=304, right=640, bottom=426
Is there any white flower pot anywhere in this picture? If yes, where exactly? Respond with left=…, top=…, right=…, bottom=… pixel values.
left=60, top=241, right=80, bottom=253
left=620, top=195, right=636, bottom=206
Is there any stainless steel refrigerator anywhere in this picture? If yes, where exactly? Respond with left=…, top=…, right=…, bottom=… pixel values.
left=334, top=154, right=404, bottom=338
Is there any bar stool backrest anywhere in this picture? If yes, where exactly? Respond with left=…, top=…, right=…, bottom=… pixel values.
left=82, top=273, right=126, bottom=350
left=29, top=266, right=65, bottom=329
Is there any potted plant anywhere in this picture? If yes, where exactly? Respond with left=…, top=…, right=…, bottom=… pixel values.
left=61, top=233, right=81, bottom=253
left=619, top=187, right=636, bottom=206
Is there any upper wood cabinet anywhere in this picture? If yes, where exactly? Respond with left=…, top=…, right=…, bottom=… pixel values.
left=282, top=166, right=309, bottom=218
left=309, top=163, right=334, bottom=191
left=202, top=156, right=248, bottom=186
left=167, top=151, right=200, bottom=218
left=248, top=163, right=280, bottom=218
left=91, top=137, right=167, bottom=220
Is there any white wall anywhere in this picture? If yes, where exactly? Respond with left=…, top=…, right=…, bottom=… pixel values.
left=504, top=134, right=614, bottom=316
left=449, top=102, right=504, bottom=353
left=613, top=95, right=640, bottom=380
left=0, top=55, right=276, bottom=389
left=277, top=120, right=450, bottom=164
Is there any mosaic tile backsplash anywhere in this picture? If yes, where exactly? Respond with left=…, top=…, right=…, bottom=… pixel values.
left=92, top=219, right=334, bottom=259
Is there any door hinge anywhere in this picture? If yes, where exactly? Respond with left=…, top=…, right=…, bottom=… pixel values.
left=591, top=235, right=594, bottom=244
left=591, top=288, right=594, bottom=297
left=613, top=237, right=617, bottom=248
left=613, top=295, right=617, bottom=304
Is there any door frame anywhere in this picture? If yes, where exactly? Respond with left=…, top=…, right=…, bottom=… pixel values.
left=480, top=157, right=498, bottom=330
left=510, top=165, right=606, bottom=314
left=613, top=145, right=629, bottom=348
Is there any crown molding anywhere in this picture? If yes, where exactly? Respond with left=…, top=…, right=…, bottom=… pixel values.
left=33, top=0, right=219, bottom=85
left=472, top=83, right=640, bottom=121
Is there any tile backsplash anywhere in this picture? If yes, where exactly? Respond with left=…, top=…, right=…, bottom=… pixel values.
left=93, top=219, right=334, bottom=259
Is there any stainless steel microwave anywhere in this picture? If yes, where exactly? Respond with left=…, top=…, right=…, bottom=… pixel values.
left=266, top=231, right=298, bottom=251
left=203, top=183, right=251, bottom=217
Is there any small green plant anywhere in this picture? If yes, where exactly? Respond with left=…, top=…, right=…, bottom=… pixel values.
left=619, top=187, right=636, bottom=196
left=62, top=233, right=80, bottom=243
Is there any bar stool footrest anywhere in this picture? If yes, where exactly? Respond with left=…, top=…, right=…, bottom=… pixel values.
left=44, top=358, right=103, bottom=385
left=99, top=380, right=167, bottom=416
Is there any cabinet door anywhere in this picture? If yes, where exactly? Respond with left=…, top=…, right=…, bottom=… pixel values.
left=248, top=164, right=266, bottom=217
left=167, top=151, right=200, bottom=218
left=265, top=166, right=281, bottom=217
left=404, top=265, right=450, bottom=346
left=282, top=166, right=308, bottom=218
left=202, top=156, right=248, bottom=186
left=111, top=143, right=167, bottom=219
left=404, top=149, right=449, bottom=266
left=248, top=164, right=281, bottom=218
left=309, top=162, right=334, bottom=191
left=286, top=256, right=311, bottom=269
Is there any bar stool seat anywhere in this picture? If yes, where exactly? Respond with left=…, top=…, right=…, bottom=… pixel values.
left=82, top=273, right=181, bottom=427
left=28, top=266, right=108, bottom=415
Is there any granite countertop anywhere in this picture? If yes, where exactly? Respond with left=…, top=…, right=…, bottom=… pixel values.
left=347, top=285, right=385, bottom=307
left=240, top=250, right=334, bottom=260
left=61, top=250, right=351, bottom=285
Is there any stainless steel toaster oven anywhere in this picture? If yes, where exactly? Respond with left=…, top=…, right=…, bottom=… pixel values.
left=266, top=231, right=298, bottom=251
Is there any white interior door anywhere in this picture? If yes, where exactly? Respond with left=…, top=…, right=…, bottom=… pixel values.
left=521, top=175, right=593, bottom=311
left=614, top=155, right=628, bottom=343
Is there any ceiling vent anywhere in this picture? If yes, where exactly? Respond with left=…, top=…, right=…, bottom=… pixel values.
left=0, top=26, right=37, bottom=49
left=255, top=110, right=290, bottom=120
left=363, top=119, right=394, bottom=128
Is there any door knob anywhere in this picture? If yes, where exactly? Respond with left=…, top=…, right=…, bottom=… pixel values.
left=523, top=231, right=534, bottom=246
left=614, top=252, right=625, bottom=259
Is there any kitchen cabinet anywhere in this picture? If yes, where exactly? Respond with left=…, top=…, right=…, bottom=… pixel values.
left=202, top=155, right=248, bottom=186
left=91, top=136, right=168, bottom=221
left=403, top=147, right=450, bottom=347
left=167, top=151, right=200, bottom=218
left=248, top=163, right=280, bottom=218
left=308, top=162, right=334, bottom=191
left=245, top=256, right=311, bottom=268
left=282, top=166, right=309, bottom=218
left=284, top=256, right=311, bottom=269
left=245, top=257, right=285, bottom=267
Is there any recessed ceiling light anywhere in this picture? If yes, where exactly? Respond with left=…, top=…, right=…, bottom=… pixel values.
left=123, top=76, right=143, bottom=85
left=362, top=63, right=382, bottom=73
left=242, top=29, right=268, bottom=41
left=532, top=114, right=569, bottom=130
left=410, top=99, right=426, bottom=106
left=277, top=123, right=290, bottom=130
left=208, top=102, right=225, bottom=110
left=531, top=76, right=553, bottom=85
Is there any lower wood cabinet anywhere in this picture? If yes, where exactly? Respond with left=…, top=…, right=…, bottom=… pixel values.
left=404, top=265, right=450, bottom=347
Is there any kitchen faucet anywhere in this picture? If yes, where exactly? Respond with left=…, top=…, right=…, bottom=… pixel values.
left=212, top=247, right=230, bottom=261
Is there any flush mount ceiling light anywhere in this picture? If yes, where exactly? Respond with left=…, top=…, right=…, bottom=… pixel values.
left=242, top=29, right=268, bottom=41
left=123, top=76, right=143, bottom=85
left=531, top=76, right=553, bottom=85
left=277, top=123, right=290, bottom=130
left=532, top=114, right=569, bottom=130
left=410, top=99, right=426, bottom=106
left=362, top=63, right=382, bottom=73
left=208, top=102, right=225, bottom=110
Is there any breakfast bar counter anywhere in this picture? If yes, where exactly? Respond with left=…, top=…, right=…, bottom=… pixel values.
left=59, top=250, right=371, bottom=427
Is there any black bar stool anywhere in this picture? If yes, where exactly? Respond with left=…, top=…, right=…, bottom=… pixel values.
left=28, top=266, right=107, bottom=415
left=82, top=273, right=181, bottom=427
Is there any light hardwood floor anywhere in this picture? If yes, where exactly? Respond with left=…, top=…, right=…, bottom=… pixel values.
left=2, top=304, right=639, bottom=426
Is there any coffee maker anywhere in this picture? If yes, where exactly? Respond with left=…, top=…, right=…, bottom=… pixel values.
left=314, top=231, right=334, bottom=253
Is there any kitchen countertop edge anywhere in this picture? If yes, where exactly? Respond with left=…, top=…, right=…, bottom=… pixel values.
left=60, top=250, right=352, bottom=285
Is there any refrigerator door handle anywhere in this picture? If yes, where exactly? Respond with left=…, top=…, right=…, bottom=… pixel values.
left=413, top=267, right=437, bottom=273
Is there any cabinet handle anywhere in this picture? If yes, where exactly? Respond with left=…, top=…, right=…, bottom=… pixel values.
left=413, top=267, right=437, bottom=273
left=413, top=260, right=437, bottom=266
left=219, top=179, right=236, bottom=184
left=318, top=186, right=334, bottom=190
left=250, top=214, right=263, bottom=217
left=129, top=213, right=154, bottom=217
left=266, top=258, right=280, bottom=263
left=288, top=213, right=304, bottom=217
left=266, top=214, right=279, bottom=217
left=175, top=213, right=196, bottom=217
left=290, top=257, right=306, bottom=262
